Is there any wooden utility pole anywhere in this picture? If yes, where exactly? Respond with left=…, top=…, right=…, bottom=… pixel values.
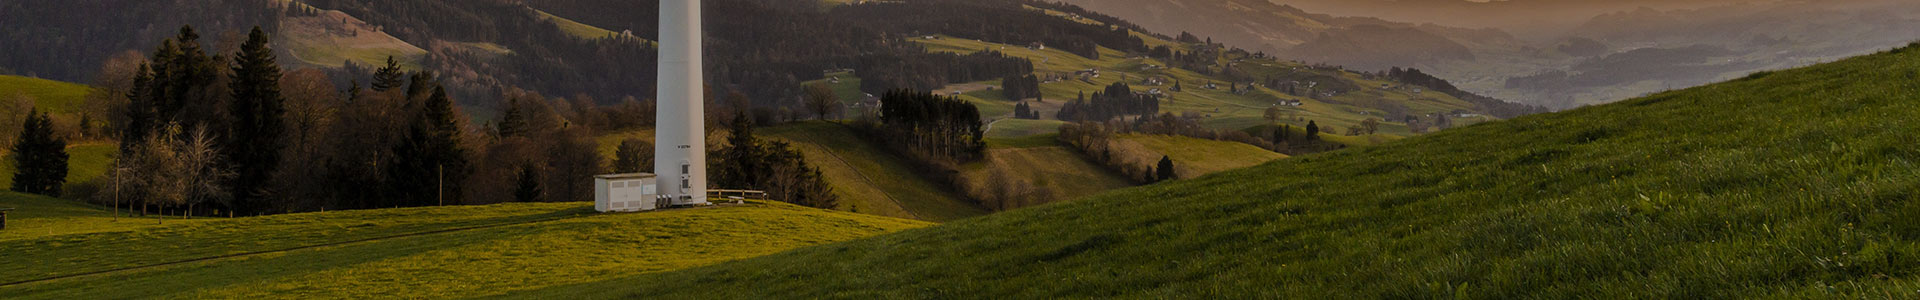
left=437, top=164, right=445, bottom=206
left=112, top=167, right=121, bottom=221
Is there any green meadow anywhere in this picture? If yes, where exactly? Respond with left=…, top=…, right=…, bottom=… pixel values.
left=518, top=43, right=1920, bottom=299
left=0, top=196, right=927, bottom=299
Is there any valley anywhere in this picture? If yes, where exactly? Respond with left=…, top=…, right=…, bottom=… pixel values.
left=2, top=0, right=1916, bottom=298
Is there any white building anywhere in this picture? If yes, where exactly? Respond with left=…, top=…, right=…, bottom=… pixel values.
left=596, top=173, right=661, bottom=212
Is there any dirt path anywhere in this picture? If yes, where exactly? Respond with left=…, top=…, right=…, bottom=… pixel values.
left=983, top=117, right=1009, bottom=134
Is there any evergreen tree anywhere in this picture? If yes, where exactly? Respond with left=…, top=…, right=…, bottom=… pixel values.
left=371, top=56, right=405, bottom=92
left=389, top=87, right=470, bottom=207
left=514, top=164, right=542, bottom=202
left=227, top=26, right=287, bottom=213
left=1305, top=121, right=1320, bottom=140
left=612, top=138, right=651, bottom=173
left=122, top=64, right=156, bottom=153
left=1156, top=155, right=1176, bottom=182
left=714, top=110, right=762, bottom=189
left=345, top=80, right=363, bottom=103
left=405, top=71, right=436, bottom=100
left=496, top=97, right=528, bottom=138
left=156, top=26, right=220, bottom=127
left=10, top=110, right=68, bottom=196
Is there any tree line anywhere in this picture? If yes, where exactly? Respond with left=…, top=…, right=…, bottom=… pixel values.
left=85, top=25, right=637, bottom=217
left=829, top=0, right=1148, bottom=60
left=9, top=109, right=68, bottom=197
left=1001, top=74, right=1041, bottom=101
left=710, top=112, right=837, bottom=209
left=1056, top=82, right=1161, bottom=122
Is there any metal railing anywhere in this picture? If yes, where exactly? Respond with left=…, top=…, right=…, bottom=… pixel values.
left=707, top=189, right=768, bottom=203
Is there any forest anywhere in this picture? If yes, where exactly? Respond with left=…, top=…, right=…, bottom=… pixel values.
left=1055, top=82, right=1161, bottom=122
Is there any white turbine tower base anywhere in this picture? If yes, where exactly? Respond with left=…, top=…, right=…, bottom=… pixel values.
left=655, top=0, right=707, bottom=206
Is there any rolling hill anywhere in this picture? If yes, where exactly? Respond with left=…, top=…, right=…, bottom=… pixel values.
left=275, top=2, right=428, bottom=68
left=0, top=194, right=928, bottom=299
left=759, top=122, right=987, bottom=221
left=1117, top=134, right=1286, bottom=177
left=512, top=43, right=1920, bottom=298
left=0, top=75, right=90, bottom=114
left=0, top=192, right=205, bottom=240
left=0, top=75, right=122, bottom=198
left=911, top=33, right=1493, bottom=139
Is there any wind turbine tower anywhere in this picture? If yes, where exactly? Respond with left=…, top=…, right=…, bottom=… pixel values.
left=655, top=0, right=707, bottom=205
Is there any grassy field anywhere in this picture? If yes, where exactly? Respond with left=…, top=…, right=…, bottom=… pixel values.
left=986, top=118, right=1066, bottom=138
left=0, top=75, right=90, bottom=114
left=0, top=192, right=205, bottom=240
left=909, top=33, right=1482, bottom=140
left=278, top=14, right=426, bottom=68
left=961, top=141, right=1133, bottom=205
left=799, top=71, right=867, bottom=105
left=1118, top=134, right=1286, bottom=177
left=1, top=143, right=117, bottom=197
left=1242, top=123, right=1406, bottom=148
left=0, top=200, right=927, bottom=299
left=592, top=124, right=986, bottom=222
left=535, top=10, right=619, bottom=40
left=519, top=43, right=1920, bottom=299
left=760, top=122, right=987, bottom=221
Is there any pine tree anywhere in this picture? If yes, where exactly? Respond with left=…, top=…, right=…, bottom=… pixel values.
left=613, top=138, right=651, bottom=173
left=227, top=26, right=288, bottom=214
left=715, top=111, right=762, bottom=189
left=389, top=87, right=470, bottom=207
left=10, top=110, right=68, bottom=196
left=345, top=80, right=363, bottom=103
left=405, top=71, right=437, bottom=100
left=496, top=97, right=528, bottom=138
left=371, top=56, right=405, bottom=92
left=1156, top=155, right=1176, bottom=182
left=123, top=64, right=156, bottom=153
left=1305, top=121, right=1320, bottom=140
left=514, top=164, right=542, bottom=202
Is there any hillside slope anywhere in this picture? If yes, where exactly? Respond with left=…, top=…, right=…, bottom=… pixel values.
left=761, top=122, right=987, bottom=221
left=0, top=75, right=90, bottom=114
left=525, top=44, right=1920, bottom=298
left=1118, top=134, right=1286, bottom=177
left=0, top=192, right=206, bottom=240
left=0, top=200, right=927, bottom=299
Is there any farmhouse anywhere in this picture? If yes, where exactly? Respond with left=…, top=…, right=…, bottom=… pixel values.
left=1141, top=76, right=1164, bottom=86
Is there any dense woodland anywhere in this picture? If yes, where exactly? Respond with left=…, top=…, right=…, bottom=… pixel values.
left=33, top=25, right=832, bottom=216
left=867, top=90, right=986, bottom=163
left=0, top=0, right=283, bottom=82
left=1000, top=74, right=1042, bottom=101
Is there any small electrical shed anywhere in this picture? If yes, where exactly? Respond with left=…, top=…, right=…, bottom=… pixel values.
left=595, top=173, right=660, bottom=212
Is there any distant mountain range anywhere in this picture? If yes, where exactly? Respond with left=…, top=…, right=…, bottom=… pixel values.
left=1057, top=0, right=1920, bottom=109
